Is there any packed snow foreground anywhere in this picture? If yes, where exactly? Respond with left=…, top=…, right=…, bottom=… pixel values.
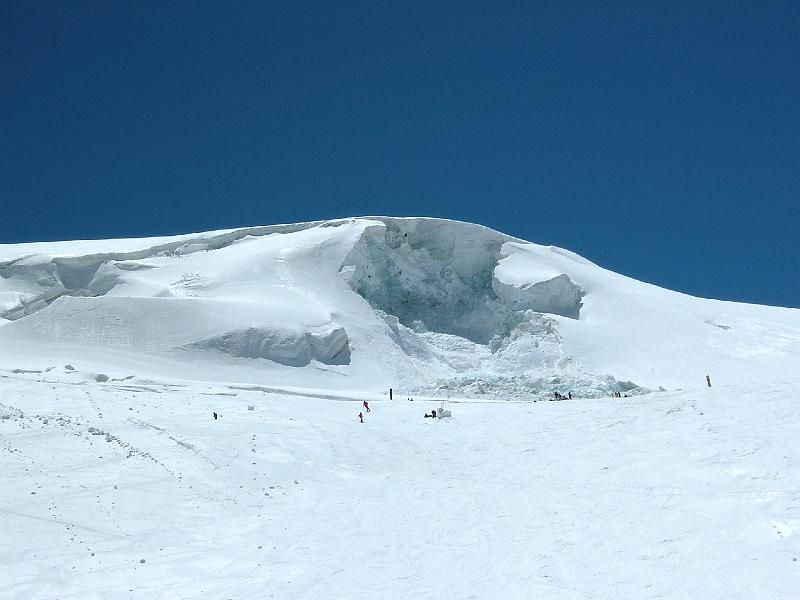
left=1, top=217, right=799, bottom=598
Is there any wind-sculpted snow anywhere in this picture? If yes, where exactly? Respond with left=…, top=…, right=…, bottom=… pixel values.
left=1, top=217, right=799, bottom=395
left=0, top=221, right=367, bottom=384
left=188, top=325, right=351, bottom=366
left=0, top=222, right=332, bottom=321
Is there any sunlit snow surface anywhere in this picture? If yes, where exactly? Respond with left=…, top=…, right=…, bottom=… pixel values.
left=1, top=217, right=799, bottom=598
left=2, top=371, right=799, bottom=599
left=2, top=217, right=798, bottom=393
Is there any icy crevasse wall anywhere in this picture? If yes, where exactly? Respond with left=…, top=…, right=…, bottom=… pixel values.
left=492, top=273, right=583, bottom=320
left=341, top=219, right=585, bottom=344
left=342, top=220, right=509, bottom=344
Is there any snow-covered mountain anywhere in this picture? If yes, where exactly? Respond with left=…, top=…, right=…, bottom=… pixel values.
left=2, top=217, right=798, bottom=396
left=2, top=217, right=799, bottom=599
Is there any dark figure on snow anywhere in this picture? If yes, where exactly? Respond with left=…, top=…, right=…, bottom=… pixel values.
left=213, top=412, right=218, bottom=420
left=568, top=392, right=572, bottom=400
left=424, top=410, right=437, bottom=418
left=358, top=412, right=364, bottom=423
left=363, top=400, right=371, bottom=412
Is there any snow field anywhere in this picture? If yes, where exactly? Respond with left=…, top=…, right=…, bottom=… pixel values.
left=1, top=369, right=798, bottom=599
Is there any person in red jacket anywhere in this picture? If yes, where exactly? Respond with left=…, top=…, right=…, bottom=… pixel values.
left=363, top=400, right=371, bottom=412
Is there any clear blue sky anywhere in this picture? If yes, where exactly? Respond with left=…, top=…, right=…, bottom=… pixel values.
left=2, top=1, right=798, bottom=307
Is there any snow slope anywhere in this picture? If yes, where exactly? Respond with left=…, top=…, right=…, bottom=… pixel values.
left=2, top=217, right=799, bottom=598
left=1, top=217, right=798, bottom=396
left=1, top=371, right=798, bottom=599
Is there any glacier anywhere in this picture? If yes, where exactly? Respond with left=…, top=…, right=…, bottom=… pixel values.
left=1, top=217, right=799, bottom=599
left=1, top=216, right=797, bottom=397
